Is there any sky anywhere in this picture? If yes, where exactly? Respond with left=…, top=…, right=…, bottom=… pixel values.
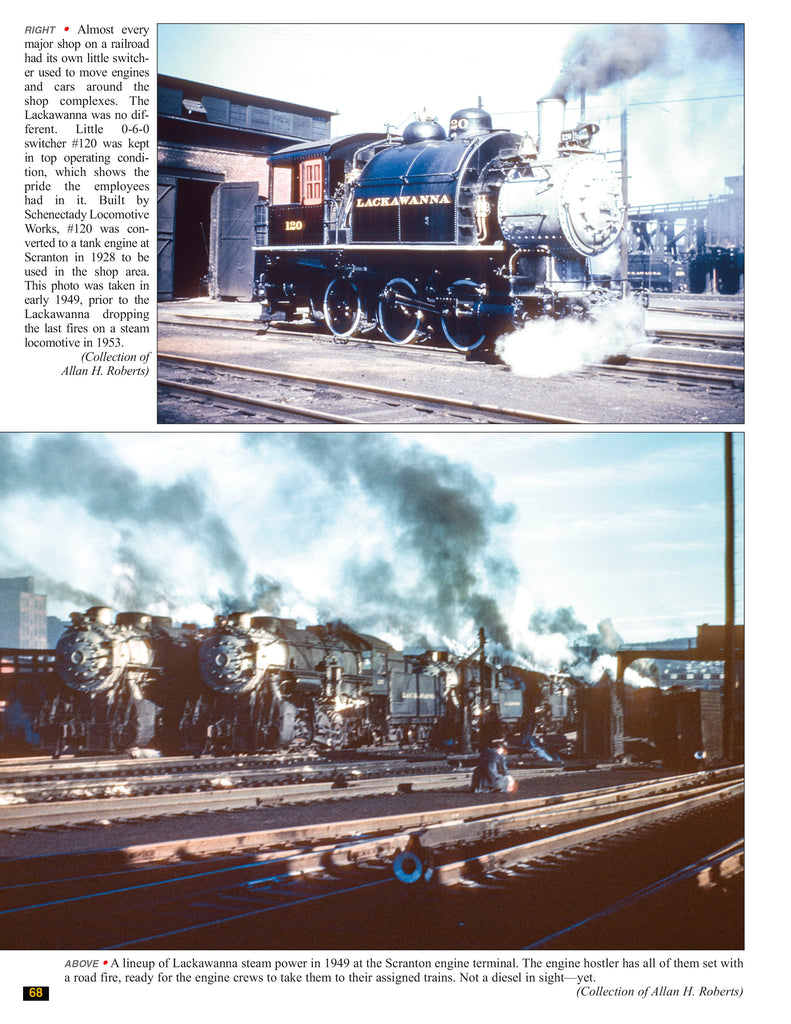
left=0, top=432, right=744, bottom=676
left=157, top=22, right=744, bottom=206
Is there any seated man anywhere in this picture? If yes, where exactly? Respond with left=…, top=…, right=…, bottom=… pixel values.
left=470, top=740, right=516, bottom=793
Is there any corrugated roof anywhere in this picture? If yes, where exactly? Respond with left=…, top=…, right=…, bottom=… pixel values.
left=158, top=74, right=335, bottom=119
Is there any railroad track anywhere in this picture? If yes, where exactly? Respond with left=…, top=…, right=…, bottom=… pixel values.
left=649, top=328, right=744, bottom=350
left=0, top=762, right=563, bottom=830
left=0, top=764, right=471, bottom=827
left=0, top=767, right=743, bottom=949
left=159, top=311, right=744, bottom=355
left=646, top=301, right=744, bottom=321
left=589, top=353, right=743, bottom=389
left=157, top=353, right=587, bottom=424
left=0, top=750, right=416, bottom=787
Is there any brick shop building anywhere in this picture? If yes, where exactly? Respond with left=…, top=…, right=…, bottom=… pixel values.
left=157, top=76, right=333, bottom=300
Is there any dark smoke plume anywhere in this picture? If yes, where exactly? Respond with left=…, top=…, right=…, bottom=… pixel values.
left=2, top=433, right=625, bottom=671
left=0, top=434, right=249, bottom=611
left=111, top=539, right=173, bottom=611
left=549, top=24, right=744, bottom=100
left=530, top=606, right=588, bottom=640
left=250, top=434, right=518, bottom=646
left=688, top=24, right=744, bottom=63
left=26, top=576, right=104, bottom=613
left=531, top=607, right=624, bottom=654
left=549, top=25, right=671, bottom=99
left=250, top=574, right=285, bottom=614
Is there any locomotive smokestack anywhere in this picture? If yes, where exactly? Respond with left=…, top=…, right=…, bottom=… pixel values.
left=537, top=96, right=566, bottom=159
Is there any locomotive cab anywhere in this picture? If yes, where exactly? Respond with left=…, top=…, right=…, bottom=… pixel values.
left=257, top=133, right=396, bottom=250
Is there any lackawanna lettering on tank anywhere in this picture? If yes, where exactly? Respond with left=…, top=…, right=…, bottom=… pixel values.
left=355, top=195, right=452, bottom=208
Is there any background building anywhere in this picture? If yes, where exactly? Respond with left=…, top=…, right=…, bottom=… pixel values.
left=157, top=75, right=334, bottom=302
left=0, top=578, right=47, bottom=650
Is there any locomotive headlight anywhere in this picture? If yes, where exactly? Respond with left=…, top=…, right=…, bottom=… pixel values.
left=573, top=123, right=598, bottom=147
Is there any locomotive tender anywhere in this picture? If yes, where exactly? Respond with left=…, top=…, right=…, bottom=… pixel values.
left=254, top=98, right=625, bottom=351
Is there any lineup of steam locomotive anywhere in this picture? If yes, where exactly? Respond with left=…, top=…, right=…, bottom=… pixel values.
left=253, top=97, right=626, bottom=351
left=22, top=606, right=545, bottom=756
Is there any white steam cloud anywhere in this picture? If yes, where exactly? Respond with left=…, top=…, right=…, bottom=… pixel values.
left=495, top=296, right=647, bottom=379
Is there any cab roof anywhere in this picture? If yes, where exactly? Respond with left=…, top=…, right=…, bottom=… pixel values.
left=268, top=132, right=396, bottom=165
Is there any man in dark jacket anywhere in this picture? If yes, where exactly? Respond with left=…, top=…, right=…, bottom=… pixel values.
left=471, top=740, right=515, bottom=793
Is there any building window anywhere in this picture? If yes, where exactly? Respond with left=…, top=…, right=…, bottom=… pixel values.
left=300, top=158, right=323, bottom=206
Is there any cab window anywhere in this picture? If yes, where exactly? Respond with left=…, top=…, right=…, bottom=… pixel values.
left=300, top=158, right=323, bottom=206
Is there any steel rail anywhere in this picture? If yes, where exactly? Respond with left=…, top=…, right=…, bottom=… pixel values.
left=1, top=765, right=377, bottom=802
left=105, top=876, right=394, bottom=950
left=0, top=751, right=413, bottom=779
left=158, top=315, right=744, bottom=351
left=0, top=768, right=742, bottom=867
left=431, top=780, right=743, bottom=886
left=413, top=776, right=738, bottom=863
left=0, top=775, right=742, bottom=949
left=0, top=763, right=732, bottom=831
left=159, top=311, right=743, bottom=351
left=122, top=829, right=745, bottom=951
left=157, top=377, right=366, bottom=424
left=158, top=313, right=266, bottom=333
left=1, top=781, right=741, bottom=904
left=650, top=329, right=743, bottom=346
left=0, top=757, right=444, bottom=805
left=590, top=358, right=743, bottom=386
left=646, top=303, right=744, bottom=321
left=523, top=838, right=744, bottom=948
left=158, top=353, right=588, bottom=423
left=0, top=769, right=477, bottom=829
left=158, top=313, right=463, bottom=355
left=627, top=356, right=743, bottom=377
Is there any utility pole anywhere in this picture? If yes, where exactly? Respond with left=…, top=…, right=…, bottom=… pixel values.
left=620, top=106, right=629, bottom=291
left=457, top=627, right=487, bottom=753
left=723, top=433, right=736, bottom=761
left=479, top=627, right=487, bottom=711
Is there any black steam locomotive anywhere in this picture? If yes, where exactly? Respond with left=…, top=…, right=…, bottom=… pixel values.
left=182, top=613, right=472, bottom=754
left=34, top=606, right=200, bottom=755
left=254, top=98, right=625, bottom=351
left=182, top=613, right=539, bottom=755
left=181, top=613, right=396, bottom=753
left=6, top=606, right=538, bottom=757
